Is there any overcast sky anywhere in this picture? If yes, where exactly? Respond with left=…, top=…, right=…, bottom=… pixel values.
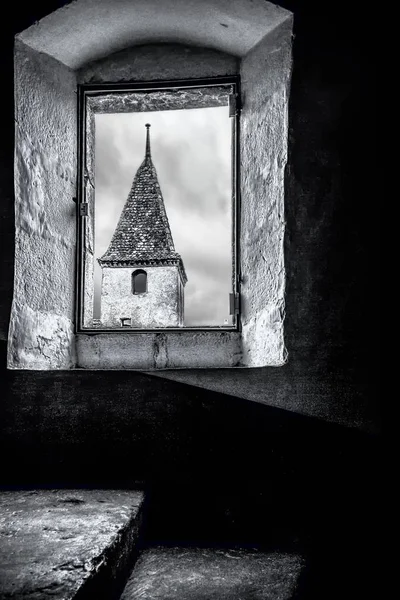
left=93, top=106, right=233, bottom=326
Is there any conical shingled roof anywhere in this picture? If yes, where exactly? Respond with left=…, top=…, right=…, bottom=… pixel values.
left=98, top=124, right=187, bottom=284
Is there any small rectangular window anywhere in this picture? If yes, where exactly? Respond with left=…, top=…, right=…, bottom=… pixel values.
left=76, top=77, right=240, bottom=332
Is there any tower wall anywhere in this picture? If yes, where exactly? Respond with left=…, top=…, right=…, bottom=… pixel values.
left=100, top=265, right=183, bottom=328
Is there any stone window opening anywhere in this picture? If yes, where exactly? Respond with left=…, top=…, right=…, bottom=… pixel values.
left=9, top=0, right=293, bottom=370
left=132, top=270, right=147, bottom=295
left=78, top=78, right=240, bottom=333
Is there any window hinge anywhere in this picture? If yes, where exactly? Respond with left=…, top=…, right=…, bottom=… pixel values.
left=79, top=202, right=88, bottom=217
left=229, top=292, right=240, bottom=315
left=229, top=93, right=241, bottom=117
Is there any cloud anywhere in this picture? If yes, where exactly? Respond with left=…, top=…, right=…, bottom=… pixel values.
left=92, top=106, right=234, bottom=326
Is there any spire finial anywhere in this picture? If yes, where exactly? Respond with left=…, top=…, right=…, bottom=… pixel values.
left=145, top=123, right=151, bottom=160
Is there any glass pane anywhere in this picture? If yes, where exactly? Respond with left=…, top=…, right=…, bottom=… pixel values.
left=133, top=272, right=147, bottom=294
left=88, top=99, right=235, bottom=329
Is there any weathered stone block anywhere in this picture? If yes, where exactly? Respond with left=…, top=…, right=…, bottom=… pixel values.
left=0, top=489, right=145, bottom=600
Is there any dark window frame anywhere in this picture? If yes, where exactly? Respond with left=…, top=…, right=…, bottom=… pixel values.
left=75, top=75, right=241, bottom=334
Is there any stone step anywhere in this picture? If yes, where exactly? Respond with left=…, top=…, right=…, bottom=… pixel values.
left=120, top=546, right=305, bottom=600
left=0, top=489, right=145, bottom=599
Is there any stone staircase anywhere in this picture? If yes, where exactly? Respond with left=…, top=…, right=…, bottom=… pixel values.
left=0, top=460, right=379, bottom=600
left=0, top=372, right=380, bottom=600
left=0, top=488, right=309, bottom=600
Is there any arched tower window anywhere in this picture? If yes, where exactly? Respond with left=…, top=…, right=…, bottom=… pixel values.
left=132, top=270, right=147, bottom=294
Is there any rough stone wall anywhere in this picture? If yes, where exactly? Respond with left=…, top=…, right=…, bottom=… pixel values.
left=7, top=40, right=77, bottom=369
left=239, top=18, right=293, bottom=367
left=100, top=266, right=182, bottom=328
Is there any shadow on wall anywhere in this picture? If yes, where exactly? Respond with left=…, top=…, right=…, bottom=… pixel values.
left=1, top=367, right=380, bottom=488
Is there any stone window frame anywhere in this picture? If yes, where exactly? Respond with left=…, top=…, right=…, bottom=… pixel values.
left=10, top=10, right=292, bottom=370
left=76, top=76, right=241, bottom=334
left=132, top=270, right=148, bottom=295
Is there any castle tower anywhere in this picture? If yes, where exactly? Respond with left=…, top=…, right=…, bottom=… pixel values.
left=98, top=124, right=187, bottom=328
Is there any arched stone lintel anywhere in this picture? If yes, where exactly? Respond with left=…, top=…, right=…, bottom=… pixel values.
left=16, top=0, right=292, bottom=70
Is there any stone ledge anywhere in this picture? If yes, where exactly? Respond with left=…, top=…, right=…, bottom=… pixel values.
left=0, top=489, right=145, bottom=599
left=120, top=546, right=305, bottom=599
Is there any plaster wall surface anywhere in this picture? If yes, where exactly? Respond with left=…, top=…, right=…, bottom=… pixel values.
left=101, top=266, right=183, bottom=328
left=7, top=40, right=77, bottom=369
left=240, top=19, right=292, bottom=367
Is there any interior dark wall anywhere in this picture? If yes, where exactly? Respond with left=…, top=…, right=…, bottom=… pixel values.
left=284, top=0, right=376, bottom=383
left=0, top=5, right=380, bottom=596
